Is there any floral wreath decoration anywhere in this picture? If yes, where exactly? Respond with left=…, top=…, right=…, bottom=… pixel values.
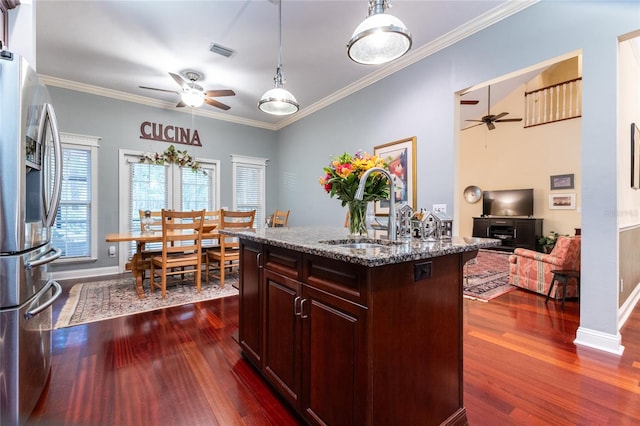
left=139, top=144, right=207, bottom=175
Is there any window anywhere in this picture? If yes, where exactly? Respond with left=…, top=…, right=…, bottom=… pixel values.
left=52, top=133, right=100, bottom=261
left=119, top=149, right=219, bottom=260
left=232, top=154, right=267, bottom=228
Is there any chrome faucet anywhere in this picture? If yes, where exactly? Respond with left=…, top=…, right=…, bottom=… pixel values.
left=355, top=167, right=396, bottom=241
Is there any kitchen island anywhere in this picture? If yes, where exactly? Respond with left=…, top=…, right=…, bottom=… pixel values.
left=224, top=226, right=499, bottom=426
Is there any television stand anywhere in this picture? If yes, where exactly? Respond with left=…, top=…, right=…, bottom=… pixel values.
left=472, top=217, right=543, bottom=251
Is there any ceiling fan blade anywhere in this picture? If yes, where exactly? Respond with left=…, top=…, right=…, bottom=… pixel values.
left=465, top=119, right=484, bottom=123
left=139, top=86, right=179, bottom=95
left=204, top=98, right=231, bottom=110
left=487, top=122, right=496, bottom=130
left=493, top=112, right=509, bottom=120
left=462, top=123, right=485, bottom=131
left=169, top=72, right=189, bottom=90
left=460, top=100, right=479, bottom=105
left=205, top=89, right=235, bottom=97
left=175, top=100, right=186, bottom=108
left=495, top=118, right=523, bottom=122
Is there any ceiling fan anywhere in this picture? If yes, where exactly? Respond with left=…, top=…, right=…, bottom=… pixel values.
left=139, top=71, right=235, bottom=110
left=463, top=85, right=522, bottom=130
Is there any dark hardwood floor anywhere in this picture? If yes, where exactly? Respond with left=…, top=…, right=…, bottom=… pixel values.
left=29, top=276, right=640, bottom=425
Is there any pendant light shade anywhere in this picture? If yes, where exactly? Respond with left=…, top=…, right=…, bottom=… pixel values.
left=347, top=0, right=412, bottom=65
left=259, top=0, right=299, bottom=116
left=259, top=67, right=299, bottom=115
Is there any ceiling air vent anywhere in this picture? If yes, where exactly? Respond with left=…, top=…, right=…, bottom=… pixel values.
left=209, top=43, right=235, bottom=58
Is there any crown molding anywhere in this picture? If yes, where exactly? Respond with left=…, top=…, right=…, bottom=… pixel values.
left=40, top=1, right=536, bottom=132
left=39, top=75, right=278, bottom=131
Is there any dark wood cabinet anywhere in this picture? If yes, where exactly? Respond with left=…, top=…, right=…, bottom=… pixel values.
left=238, top=240, right=263, bottom=367
left=238, top=239, right=471, bottom=426
left=263, top=269, right=302, bottom=406
left=472, top=217, right=542, bottom=251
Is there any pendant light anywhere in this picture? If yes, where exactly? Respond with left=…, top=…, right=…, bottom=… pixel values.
left=259, top=0, right=299, bottom=115
left=347, top=0, right=412, bottom=65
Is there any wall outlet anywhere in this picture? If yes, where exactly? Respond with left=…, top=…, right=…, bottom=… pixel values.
left=433, top=204, right=447, bottom=214
left=108, top=245, right=116, bottom=257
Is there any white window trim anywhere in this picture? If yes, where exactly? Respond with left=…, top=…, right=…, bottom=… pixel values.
left=55, top=132, right=101, bottom=263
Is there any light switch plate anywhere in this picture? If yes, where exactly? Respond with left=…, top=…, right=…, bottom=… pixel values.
left=433, top=204, right=447, bottom=214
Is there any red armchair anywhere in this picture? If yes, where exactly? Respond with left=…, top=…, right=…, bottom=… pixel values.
left=508, top=236, right=581, bottom=298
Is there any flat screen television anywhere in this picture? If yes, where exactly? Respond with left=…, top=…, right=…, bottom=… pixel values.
left=482, top=188, right=534, bottom=217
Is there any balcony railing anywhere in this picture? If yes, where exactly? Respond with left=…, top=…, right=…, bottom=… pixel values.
left=524, top=77, right=582, bottom=128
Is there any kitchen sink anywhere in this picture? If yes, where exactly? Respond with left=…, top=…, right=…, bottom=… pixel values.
left=319, top=238, right=399, bottom=248
left=336, top=242, right=386, bottom=249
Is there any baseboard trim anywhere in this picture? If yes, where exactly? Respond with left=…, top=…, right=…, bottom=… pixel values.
left=618, top=282, right=640, bottom=331
left=51, top=266, right=121, bottom=281
left=574, top=327, right=624, bottom=356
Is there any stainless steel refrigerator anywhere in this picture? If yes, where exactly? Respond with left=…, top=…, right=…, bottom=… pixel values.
left=0, top=51, right=63, bottom=425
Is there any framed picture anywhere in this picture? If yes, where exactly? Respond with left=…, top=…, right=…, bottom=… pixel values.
left=631, top=123, right=639, bottom=189
left=549, top=193, right=576, bottom=210
left=374, top=136, right=417, bottom=215
left=550, top=173, right=574, bottom=190
left=1, top=5, right=6, bottom=49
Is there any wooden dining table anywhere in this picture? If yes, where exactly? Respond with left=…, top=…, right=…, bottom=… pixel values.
left=105, top=227, right=219, bottom=299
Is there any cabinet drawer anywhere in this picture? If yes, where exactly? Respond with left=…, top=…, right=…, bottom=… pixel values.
left=490, top=218, right=514, bottom=226
left=303, top=254, right=367, bottom=306
left=264, top=246, right=302, bottom=280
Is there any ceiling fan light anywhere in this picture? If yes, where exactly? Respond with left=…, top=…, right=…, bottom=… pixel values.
left=347, top=13, right=412, bottom=65
left=182, top=90, right=204, bottom=107
left=259, top=87, right=299, bottom=115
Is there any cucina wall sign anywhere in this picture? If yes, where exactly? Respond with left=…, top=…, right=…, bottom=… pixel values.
left=139, top=121, right=202, bottom=147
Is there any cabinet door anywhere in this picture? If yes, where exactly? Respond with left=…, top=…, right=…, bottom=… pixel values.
left=263, top=269, right=303, bottom=407
left=239, top=241, right=262, bottom=367
left=472, top=218, right=490, bottom=238
left=514, top=219, right=536, bottom=249
left=301, top=285, right=367, bottom=426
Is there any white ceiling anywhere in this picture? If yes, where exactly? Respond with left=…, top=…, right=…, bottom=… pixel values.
left=33, top=0, right=535, bottom=130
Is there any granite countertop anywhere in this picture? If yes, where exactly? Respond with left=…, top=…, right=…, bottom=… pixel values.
left=221, top=226, right=501, bottom=267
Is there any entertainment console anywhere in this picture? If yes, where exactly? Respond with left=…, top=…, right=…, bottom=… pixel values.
left=472, top=217, right=543, bottom=251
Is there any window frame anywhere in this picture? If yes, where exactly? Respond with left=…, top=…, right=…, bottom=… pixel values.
left=53, top=132, right=100, bottom=263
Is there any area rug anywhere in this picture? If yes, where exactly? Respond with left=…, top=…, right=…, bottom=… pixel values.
left=55, top=275, right=239, bottom=329
left=463, top=249, right=516, bottom=302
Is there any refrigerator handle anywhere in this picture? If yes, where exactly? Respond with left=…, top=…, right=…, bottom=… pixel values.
left=43, top=103, right=63, bottom=228
left=25, top=280, right=62, bottom=320
left=25, top=247, right=62, bottom=270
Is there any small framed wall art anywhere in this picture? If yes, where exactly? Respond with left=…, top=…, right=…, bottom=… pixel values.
left=550, top=173, right=574, bottom=190
left=631, top=122, right=639, bottom=189
left=549, top=193, right=576, bottom=210
left=374, top=136, right=417, bottom=215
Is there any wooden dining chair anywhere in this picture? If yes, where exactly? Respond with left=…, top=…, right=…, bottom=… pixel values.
left=205, top=209, right=255, bottom=288
left=201, top=210, right=220, bottom=249
left=149, top=209, right=205, bottom=299
left=270, top=209, right=290, bottom=227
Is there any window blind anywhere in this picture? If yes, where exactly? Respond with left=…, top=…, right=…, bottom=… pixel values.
left=127, top=161, right=168, bottom=257
left=181, top=166, right=211, bottom=211
left=233, top=156, right=266, bottom=228
left=52, top=147, right=92, bottom=258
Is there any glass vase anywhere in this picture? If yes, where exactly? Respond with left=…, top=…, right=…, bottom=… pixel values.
left=347, top=200, right=369, bottom=237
